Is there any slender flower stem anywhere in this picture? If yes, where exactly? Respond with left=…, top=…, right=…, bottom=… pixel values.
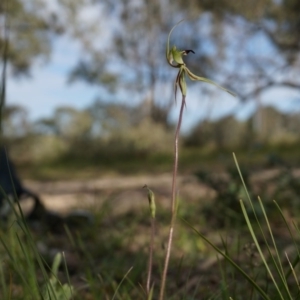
left=160, top=20, right=233, bottom=300
left=146, top=216, right=155, bottom=295
left=159, top=95, right=186, bottom=300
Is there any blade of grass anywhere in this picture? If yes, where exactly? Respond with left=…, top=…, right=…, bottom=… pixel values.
left=182, top=218, right=270, bottom=300
left=15, top=233, right=41, bottom=297
left=273, top=201, right=300, bottom=280
left=257, top=197, right=291, bottom=297
left=147, top=284, right=154, bottom=300
left=111, top=266, right=133, bottom=300
left=258, top=197, right=284, bottom=272
left=0, top=258, right=9, bottom=300
left=234, top=153, right=292, bottom=299
left=0, top=236, right=34, bottom=295
left=217, top=254, right=230, bottom=300
left=240, top=200, right=288, bottom=300
left=62, top=251, right=74, bottom=298
left=285, top=252, right=300, bottom=291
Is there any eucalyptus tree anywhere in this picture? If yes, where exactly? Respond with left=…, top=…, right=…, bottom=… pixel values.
left=65, top=0, right=300, bottom=130
left=0, top=0, right=63, bottom=75
left=0, top=0, right=64, bottom=136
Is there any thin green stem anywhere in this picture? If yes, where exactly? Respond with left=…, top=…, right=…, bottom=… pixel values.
left=146, top=217, right=155, bottom=295
left=159, top=95, right=185, bottom=300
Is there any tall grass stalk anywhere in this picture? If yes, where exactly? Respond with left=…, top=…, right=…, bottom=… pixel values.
left=184, top=153, right=300, bottom=299
left=111, top=266, right=133, bottom=300
left=183, top=218, right=269, bottom=299
left=0, top=193, right=74, bottom=299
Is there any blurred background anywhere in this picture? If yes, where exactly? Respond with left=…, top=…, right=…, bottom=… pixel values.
left=1, top=1, right=300, bottom=298
left=1, top=0, right=300, bottom=176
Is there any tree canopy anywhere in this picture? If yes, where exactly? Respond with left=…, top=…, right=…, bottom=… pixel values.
left=0, top=0, right=63, bottom=75
left=2, top=0, right=300, bottom=127
left=65, top=0, right=300, bottom=120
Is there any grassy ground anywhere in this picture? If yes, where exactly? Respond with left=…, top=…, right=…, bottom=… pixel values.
left=2, top=187, right=299, bottom=299
left=1, top=146, right=300, bottom=299
left=15, top=143, right=300, bottom=180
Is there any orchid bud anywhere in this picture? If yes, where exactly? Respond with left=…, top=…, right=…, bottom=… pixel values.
left=143, top=185, right=156, bottom=219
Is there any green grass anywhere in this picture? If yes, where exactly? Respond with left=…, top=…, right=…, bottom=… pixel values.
left=2, top=141, right=300, bottom=299
left=14, top=141, right=300, bottom=180
left=0, top=203, right=74, bottom=300
left=1, top=166, right=300, bottom=299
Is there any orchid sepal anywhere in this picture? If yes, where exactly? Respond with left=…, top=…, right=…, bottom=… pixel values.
left=185, top=68, right=235, bottom=96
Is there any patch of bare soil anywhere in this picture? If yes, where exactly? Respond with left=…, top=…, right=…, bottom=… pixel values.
left=21, top=168, right=300, bottom=216
left=17, top=168, right=300, bottom=298
left=22, top=173, right=216, bottom=216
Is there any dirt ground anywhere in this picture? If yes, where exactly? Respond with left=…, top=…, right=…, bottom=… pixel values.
left=21, top=168, right=300, bottom=216
left=12, top=168, right=300, bottom=298
left=21, top=173, right=216, bottom=216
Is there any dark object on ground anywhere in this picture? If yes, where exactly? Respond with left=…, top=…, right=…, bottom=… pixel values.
left=0, top=146, right=45, bottom=219
left=0, top=147, right=94, bottom=232
left=65, top=209, right=95, bottom=227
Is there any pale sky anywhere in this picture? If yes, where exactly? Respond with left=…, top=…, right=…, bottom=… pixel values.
left=6, top=6, right=300, bottom=133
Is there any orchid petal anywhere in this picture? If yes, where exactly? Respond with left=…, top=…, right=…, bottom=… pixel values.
left=186, top=68, right=235, bottom=96
left=171, top=46, right=185, bottom=66
left=166, top=20, right=184, bottom=67
left=179, top=73, right=187, bottom=96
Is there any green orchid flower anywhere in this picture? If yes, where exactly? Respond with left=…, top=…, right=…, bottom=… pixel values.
left=166, top=21, right=235, bottom=98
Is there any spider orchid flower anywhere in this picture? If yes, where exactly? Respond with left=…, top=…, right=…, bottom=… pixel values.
left=166, top=21, right=235, bottom=99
